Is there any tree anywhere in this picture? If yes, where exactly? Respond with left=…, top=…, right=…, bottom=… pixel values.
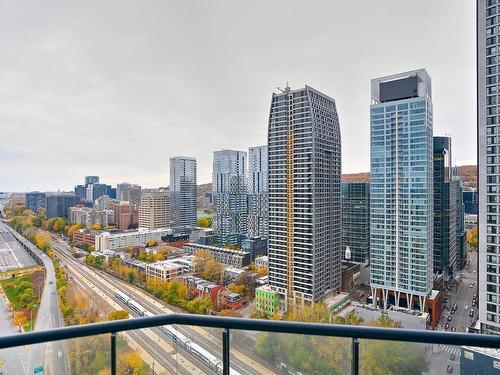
left=467, top=226, right=478, bottom=250
left=68, top=223, right=83, bottom=236
left=107, top=310, right=129, bottom=321
left=53, top=217, right=67, bottom=233
left=91, top=223, right=102, bottom=230
left=196, top=217, right=212, bottom=228
left=193, top=250, right=213, bottom=276
left=235, top=272, right=258, bottom=298
left=117, top=351, right=148, bottom=375
left=146, top=239, right=157, bottom=247
left=255, top=306, right=428, bottom=375
left=202, top=259, right=223, bottom=282
left=31, top=215, right=44, bottom=228
left=14, top=311, right=27, bottom=329
left=228, top=283, right=246, bottom=295
left=256, top=267, right=268, bottom=276
left=186, top=296, right=212, bottom=314
left=34, top=232, right=51, bottom=252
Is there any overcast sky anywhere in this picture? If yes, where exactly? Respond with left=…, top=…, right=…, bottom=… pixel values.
left=0, top=1, right=476, bottom=192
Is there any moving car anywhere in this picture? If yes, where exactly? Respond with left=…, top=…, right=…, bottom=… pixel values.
left=447, top=364, right=453, bottom=373
left=450, top=353, right=456, bottom=360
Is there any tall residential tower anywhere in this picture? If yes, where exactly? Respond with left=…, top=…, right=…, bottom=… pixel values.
left=170, top=157, right=197, bottom=228
left=247, top=145, right=269, bottom=239
left=370, top=69, right=434, bottom=311
left=267, top=85, right=342, bottom=304
left=212, top=150, right=248, bottom=245
left=478, top=0, right=500, bottom=334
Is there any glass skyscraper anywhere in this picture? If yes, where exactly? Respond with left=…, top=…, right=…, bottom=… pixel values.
left=370, top=69, right=434, bottom=311
left=341, top=182, right=370, bottom=263
left=478, top=0, right=500, bottom=334
left=247, top=145, right=269, bottom=239
left=267, top=85, right=341, bottom=304
left=170, top=156, right=197, bottom=228
left=212, top=150, right=248, bottom=246
left=433, top=136, right=457, bottom=278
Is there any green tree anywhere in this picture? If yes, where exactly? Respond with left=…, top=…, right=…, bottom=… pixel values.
left=186, top=296, right=212, bottom=314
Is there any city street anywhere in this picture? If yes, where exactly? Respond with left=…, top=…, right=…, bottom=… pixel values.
left=428, top=249, right=478, bottom=375
left=440, top=250, right=478, bottom=333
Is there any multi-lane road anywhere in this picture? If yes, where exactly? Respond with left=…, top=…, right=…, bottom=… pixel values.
left=50, top=234, right=277, bottom=375
left=428, top=250, right=478, bottom=375
left=0, top=227, right=37, bottom=271
left=0, top=221, right=68, bottom=375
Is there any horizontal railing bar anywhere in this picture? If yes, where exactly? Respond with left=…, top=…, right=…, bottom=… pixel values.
left=0, top=313, right=498, bottom=350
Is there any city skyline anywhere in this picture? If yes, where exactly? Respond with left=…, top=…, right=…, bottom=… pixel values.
left=0, top=1, right=475, bottom=192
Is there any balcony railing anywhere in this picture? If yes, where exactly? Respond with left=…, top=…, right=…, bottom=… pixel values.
left=2, top=313, right=500, bottom=375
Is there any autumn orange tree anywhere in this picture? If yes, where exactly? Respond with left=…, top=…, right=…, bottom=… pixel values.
left=108, top=310, right=129, bottom=321
left=467, top=225, right=478, bottom=250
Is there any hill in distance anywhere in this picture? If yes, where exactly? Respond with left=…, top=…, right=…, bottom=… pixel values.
left=341, top=165, right=477, bottom=188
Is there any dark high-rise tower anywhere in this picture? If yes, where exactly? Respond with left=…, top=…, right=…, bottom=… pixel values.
left=267, top=85, right=341, bottom=304
left=433, top=136, right=457, bottom=278
left=341, top=182, right=370, bottom=263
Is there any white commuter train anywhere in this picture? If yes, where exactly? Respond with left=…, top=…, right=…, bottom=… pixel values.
left=114, top=292, right=242, bottom=375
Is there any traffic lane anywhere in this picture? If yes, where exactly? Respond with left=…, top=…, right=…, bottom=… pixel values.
left=0, top=292, right=29, bottom=375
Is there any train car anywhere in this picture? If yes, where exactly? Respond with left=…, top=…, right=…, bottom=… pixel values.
left=115, top=290, right=130, bottom=305
left=162, top=325, right=190, bottom=347
left=128, top=299, right=147, bottom=316
left=187, top=341, right=222, bottom=371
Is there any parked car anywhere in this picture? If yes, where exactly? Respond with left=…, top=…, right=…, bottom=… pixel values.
left=445, top=323, right=450, bottom=330
left=469, top=309, right=475, bottom=317
left=450, top=309, right=455, bottom=315
left=470, top=283, right=474, bottom=288
left=451, top=327, right=456, bottom=332
left=447, top=315, right=453, bottom=321
left=452, top=303, right=457, bottom=310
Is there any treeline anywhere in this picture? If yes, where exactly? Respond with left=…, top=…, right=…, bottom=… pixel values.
left=254, top=304, right=429, bottom=375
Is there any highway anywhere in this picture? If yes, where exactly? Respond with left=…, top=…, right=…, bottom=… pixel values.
left=50, top=234, right=277, bottom=375
left=0, top=228, right=37, bottom=271
left=0, top=221, right=68, bottom=375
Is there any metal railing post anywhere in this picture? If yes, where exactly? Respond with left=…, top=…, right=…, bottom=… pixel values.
left=222, top=328, right=230, bottom=375
left=352, top=337, right=359, bottom=375
left=111, top=332, right=117, bottom=375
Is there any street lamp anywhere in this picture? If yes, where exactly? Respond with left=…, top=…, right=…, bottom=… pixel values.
left=30, top=304, right=38, bottom=331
